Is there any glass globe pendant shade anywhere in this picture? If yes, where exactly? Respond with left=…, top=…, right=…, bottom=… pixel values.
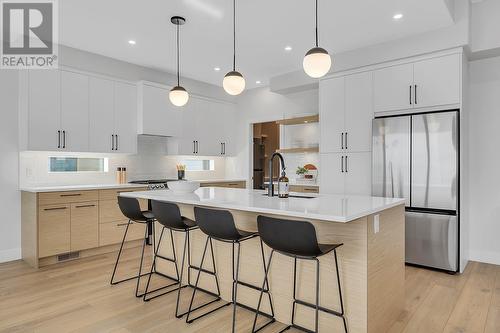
left=303, top=47, right=331, bottom=78
left=169, top=86, right=189, bottom=107
left=223, top=71, right=245, bottom=96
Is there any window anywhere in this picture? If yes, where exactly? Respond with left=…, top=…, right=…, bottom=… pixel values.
left=49, top=157, right=108, bottom=173
left=182, top=159, right=215, bottom=171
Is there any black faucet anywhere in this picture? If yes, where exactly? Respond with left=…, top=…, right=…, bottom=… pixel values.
left=268, top=152, right=286, bottom=197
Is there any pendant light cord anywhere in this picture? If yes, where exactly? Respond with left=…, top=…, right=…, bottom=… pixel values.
left=315, top=0, right=318, bottom=47
left=233, top=0, right=236, bottom=71
left=176, top=23, right=180, bottom=86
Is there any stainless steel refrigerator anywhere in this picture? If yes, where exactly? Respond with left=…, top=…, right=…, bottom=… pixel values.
left=372, top=110, right=459, bottom=272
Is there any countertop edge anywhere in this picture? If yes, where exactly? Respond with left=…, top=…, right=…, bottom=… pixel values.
left=120, top=190, right=405, bottom=223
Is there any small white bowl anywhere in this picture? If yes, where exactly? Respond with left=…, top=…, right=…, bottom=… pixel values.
left=167, top=180, right=200, bottom=194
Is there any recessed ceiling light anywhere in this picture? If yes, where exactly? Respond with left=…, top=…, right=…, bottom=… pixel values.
left=284, top=46, right=292, bottom=51
left=214, top=67, right=221, bottom=71
left=256, top=80, right=261, bottom=84
left=128, top=40, right=136, bottom=45
left=393, top=13, right=403, bottom=20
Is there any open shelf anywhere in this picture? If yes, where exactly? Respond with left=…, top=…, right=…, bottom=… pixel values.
left=275, top=114, right=319, bottom=126
left=276, top=147, right=319, bottom=154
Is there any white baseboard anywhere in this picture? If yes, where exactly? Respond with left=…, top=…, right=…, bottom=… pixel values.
left=0, top=248, right=21, bottom=263
left=469, top=250, right=500, bottom=266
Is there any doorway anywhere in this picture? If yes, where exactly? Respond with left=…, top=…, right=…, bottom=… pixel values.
left=252, top=121, right=280, bottom=189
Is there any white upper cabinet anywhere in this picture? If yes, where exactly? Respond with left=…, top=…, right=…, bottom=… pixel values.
left=61, top=71, right=89, bottom=152
left=374, top=63, right=414, bottom=113
left=137, top=82, right=183, bottom=137
left=175, top=96, right=235, bottom=156
left=114, top=82, right=138, bottom=154
left=319, top=77, right=345, bottom=153
left=89, top=78, right=137, bottom=154
left=89, top=77, right=114, bottom=153
left=320, top=72, right=373, bottom=154
left=27, top=70, right=61, bottom=151
left=413, top=54, right=460, bottom=108
left=374, top=53, right=461, bottom=113
left=344, top=72, right=373, bottom=152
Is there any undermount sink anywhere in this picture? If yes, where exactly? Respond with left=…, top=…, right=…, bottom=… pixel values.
left=263, top=194, right=315, bottom=199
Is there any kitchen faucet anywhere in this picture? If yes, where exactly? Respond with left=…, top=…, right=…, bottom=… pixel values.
left=268, top=152, right=286, bottom=197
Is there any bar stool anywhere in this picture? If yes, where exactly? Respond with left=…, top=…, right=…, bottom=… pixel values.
left=143, top=201, right=223, bottom=319
left=254, top=215, right=348, bottom=333
left=110, top=196, right=158, bottom=297
left=187, top=207, right=275, bottom=333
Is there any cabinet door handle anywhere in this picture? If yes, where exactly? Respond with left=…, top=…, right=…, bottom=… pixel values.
left=60, top=193, right=82, bottom=197
left=409, top=85, right=412, bottom=105
left=115, top=134, right=119, bottom=150
left=44, top=206, right=67, bottom=211
left=345, top=132, right=348, bottom=150
left=75, top=204, right=96, bottom=208
left=341, top=156, right=344, bottom=173
left=62, top=130, right=66, bottom=149
left=111, top=134, right=114, bottom=150
left=345, top=155, right=348, bottom=173
left=57, top=130, right=61, bottom=148
left=224, top=143, right=226, bottom=155
left=221, top=143, right=223, bottom=155
left=341, top=133, right=344, bottom=150
left=414, top=84, right=418, bottom=105
left=196, top=141, right=199, bottom=154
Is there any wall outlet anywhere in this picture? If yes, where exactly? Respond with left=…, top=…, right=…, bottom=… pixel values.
left=373, top=214, right=380, bottom=234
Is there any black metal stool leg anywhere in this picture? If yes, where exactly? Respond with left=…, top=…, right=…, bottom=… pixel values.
left=175, top=229, right=190, bottom=318
left=110, top=219, right=131, bottom=285
left=315, top=258, right=320, bottom=333
left=334, top=249, right=348, bottom=333
left=252, top=249, right=275, bottom=333
left=185, top=237, right=229, bottom=324
left=135, top=225, right=149, bottom=297
left=232, top=242, right=241, bottom=333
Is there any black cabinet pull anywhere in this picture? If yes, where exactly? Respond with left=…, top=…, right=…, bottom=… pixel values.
left=116, top=134, right=119, bottom=150
left=44, top=207, right=67, bottom=211
left=414, top=84, right=418, bottom=105
left=60, top=193, right=82, bottom=197
left=57, top=130, right=61, bottom=148
left=62, top=130, right=66, bottom=148
left=193, top=141, right=196, bottom=154
left=341, top=133, right=344, bottom=150
left=224, top=142, right=226, bottom=155
left=75, top=204, right=96, bottom=208
left=345, top=132, right=348, bottom=149
left=409, top=85, right=412, bottom=105
left=341, top=156, right=344, bottom=173
left=345, top=155, right=348, bottom=173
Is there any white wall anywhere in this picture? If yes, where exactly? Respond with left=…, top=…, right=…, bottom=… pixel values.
left=471, top=0, right=500, bottom=54
left=0, top=70, right=21, bottom=262
left=468, top=55, right=500, bottom=265
left=270, top=0, right=470, bottom=93
left=226, top=87, right=319, bottom=184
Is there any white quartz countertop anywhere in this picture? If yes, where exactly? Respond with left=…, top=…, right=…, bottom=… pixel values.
left=197, top=179, right=246, bottom=184
left=120, top=187, right=405, bottom=223
left=20, top=183, right=148, bottom=193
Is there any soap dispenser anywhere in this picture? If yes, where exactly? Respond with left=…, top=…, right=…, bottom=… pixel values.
left=278, top=170, right=289, bottom=198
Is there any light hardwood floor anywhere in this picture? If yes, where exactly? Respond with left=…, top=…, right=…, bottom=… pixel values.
left=0, top=247, right=499, bottom=333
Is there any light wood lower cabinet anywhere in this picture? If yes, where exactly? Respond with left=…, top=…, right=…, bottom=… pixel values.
left=38, top=204, right=71, bottom=258
left=289, top=185, right=319, bottom=193
left=200, top=180, right=246, bottom=189
left=99, top=220, right=145, bottom=247
left=21, top=187, right=147, bottom=268
left=70, top=202, right=99, bottom=251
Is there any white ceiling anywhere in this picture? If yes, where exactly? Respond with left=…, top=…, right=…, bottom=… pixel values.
left=59, top=0, right=454, bottom=89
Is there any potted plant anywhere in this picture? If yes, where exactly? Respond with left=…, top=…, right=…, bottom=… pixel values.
left=296, top=166, right=308, bottom=179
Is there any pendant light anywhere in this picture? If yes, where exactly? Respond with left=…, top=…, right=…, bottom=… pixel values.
left=169, top=16, right=189, bottom=107
left=223, top=0, right=245, bottom=95
left=303, top=0, right=331, bottom=78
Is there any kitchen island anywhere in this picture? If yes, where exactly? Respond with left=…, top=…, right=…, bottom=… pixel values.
left=121, top=188, right=405, bottom=333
